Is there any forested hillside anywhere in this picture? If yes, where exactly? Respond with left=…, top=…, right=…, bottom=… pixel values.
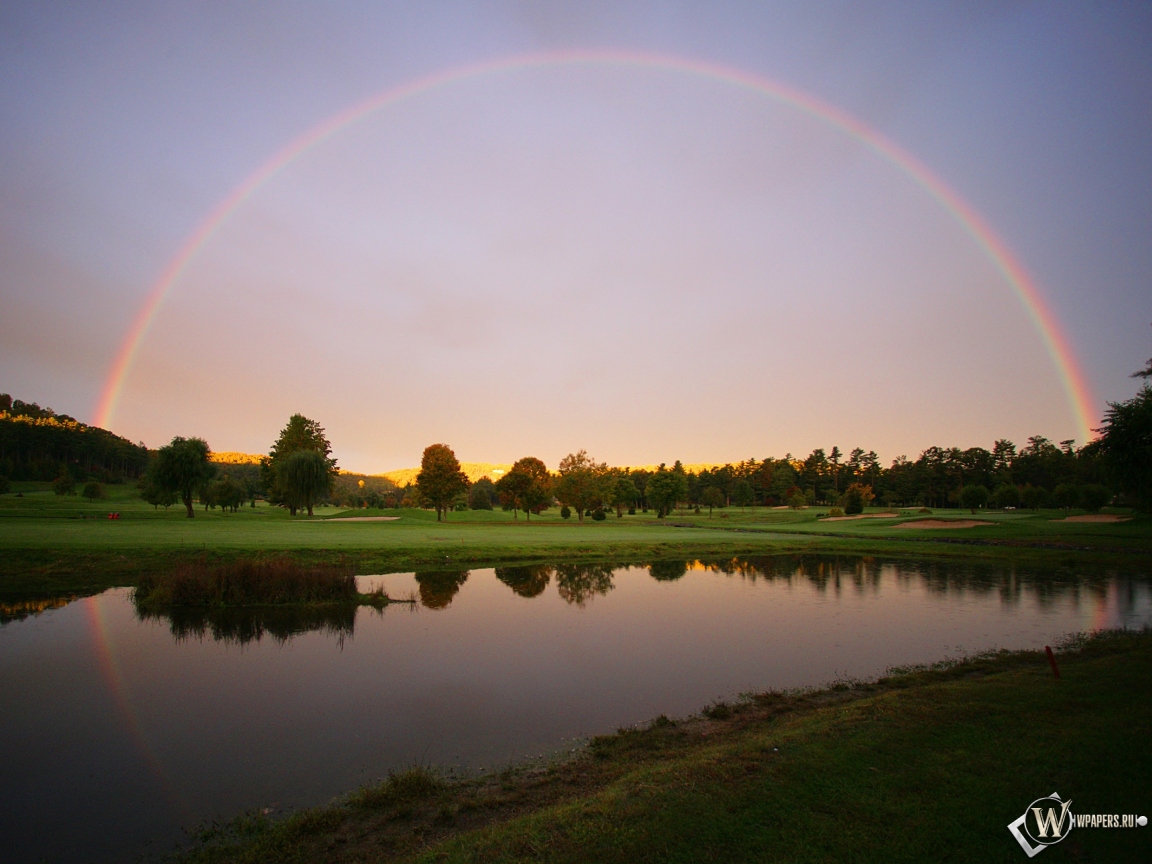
left=0, top=394, right=148, bottom=482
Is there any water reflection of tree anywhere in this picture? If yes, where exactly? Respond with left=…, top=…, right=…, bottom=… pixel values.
left=648, top=560, right=688, bottom=582
left=414, top=570, right=470, bottom=609
left=555, top=564, right=614, bottom=607
left=494, top=565, right=552, bottom=598
left=136, top=603, right=360, bottom=645
left=691, top=554, right=1142, bottom=608
left=1, top=594, right=81, bottom=624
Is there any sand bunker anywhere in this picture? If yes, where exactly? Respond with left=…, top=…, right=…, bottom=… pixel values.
left=821, top=512, right=901, bottom=522
left=311, top=516, right=401, bottom=522
left=895, top=519, right=993, bottom=530
left=1055, top=514, right=1131, bottom=523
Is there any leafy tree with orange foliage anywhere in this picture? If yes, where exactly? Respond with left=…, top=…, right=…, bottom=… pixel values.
left=496, top=457, right=552, bottom=520
left=416, top=443, right=468, bottom=521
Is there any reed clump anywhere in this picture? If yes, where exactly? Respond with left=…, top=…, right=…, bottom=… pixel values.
left=134, top=557, right=359, bottom=608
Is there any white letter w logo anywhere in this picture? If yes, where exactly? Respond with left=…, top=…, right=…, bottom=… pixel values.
left=1032, top=799, right=1072, bottom=838
left=1009, top=793, right=1074, bottom=857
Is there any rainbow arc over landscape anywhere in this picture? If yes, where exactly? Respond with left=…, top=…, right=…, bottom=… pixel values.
left=94, top=49, right=1097, bottom=442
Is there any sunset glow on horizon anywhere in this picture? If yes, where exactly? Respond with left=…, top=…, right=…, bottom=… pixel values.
left=2, top=4, right=1149, bottom=473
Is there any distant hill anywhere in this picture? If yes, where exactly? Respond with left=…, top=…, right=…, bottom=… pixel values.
left=211, top=451, right=265, bottom=465
left=0, top=392, right=148, bottom=481
left=621, top=463, right=724, bottom=474
left=379, top=462, right=512, bottom=487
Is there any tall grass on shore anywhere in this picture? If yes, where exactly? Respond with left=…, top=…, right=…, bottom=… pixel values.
left=134, top=557, right=360, bottom=608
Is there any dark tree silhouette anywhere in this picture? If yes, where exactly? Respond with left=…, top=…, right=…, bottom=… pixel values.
left=154, top=436, right=214, bottom=518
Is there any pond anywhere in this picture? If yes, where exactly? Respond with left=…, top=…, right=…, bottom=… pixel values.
left=1, top=555, right=1150, bottom=863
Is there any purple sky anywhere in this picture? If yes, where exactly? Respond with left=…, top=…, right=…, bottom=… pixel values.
left=1, top=2, right=1150, bottom=472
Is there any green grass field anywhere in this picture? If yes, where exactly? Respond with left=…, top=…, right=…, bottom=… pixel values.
left=2, top=481, right=1149, bottom=602
left=177, top=629, right=1152, bottom=863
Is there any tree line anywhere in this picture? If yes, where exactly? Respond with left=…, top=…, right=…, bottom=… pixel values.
left=138, top=414, right=341, bottom=517
left=128, top=335, right=1152, bottom=519
left=139, top=411, right=1148, bottom=521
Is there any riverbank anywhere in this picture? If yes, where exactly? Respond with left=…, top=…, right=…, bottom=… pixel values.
left=176, top=629, right=1152, bottom=863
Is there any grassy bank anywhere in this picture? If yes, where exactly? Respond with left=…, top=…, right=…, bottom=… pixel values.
left=1, top=483, right=1149, bottom=601
left=177, top=629, right=1152, bottom=863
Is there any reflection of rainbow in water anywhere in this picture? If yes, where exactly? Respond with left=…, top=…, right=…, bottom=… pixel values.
left=95, top=49, right=1096, bottom=442
left=1084, top=580, right=1152, bottom=632
left=84, top=593, right=185, bottom=816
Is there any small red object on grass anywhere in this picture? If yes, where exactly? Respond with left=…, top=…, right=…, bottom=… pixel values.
left=1045, top=645, right=1060, bottom=679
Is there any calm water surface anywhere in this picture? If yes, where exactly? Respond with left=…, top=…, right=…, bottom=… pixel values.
left=1, top=556, right=1149, bottom=863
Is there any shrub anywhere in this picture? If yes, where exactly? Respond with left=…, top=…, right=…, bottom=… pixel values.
left=1079, top=484, right=1111, bottom=513
left=82, top=481, right=105, bottom=501
left=959, top=484, right=989, bottom=513
left=991, top=483, right=1020, bottom=509
left=560, top=506, right=571, bottom=519
left=467, top=483, right=493, bottom=510
left=134, top=558, right=358, bottom=608
left=827, top=507, right=844, bottom=517
left=844, top=487, right=864, bottom=515
left=349, top=767, right=444, bottom=811
left=703, top=701, right=732, bottom=720
left=591, top=508, right=607, bottom=521
left=1053, top=483, right=1080, bottom=510
left=53, top=474, right=76, bottom=496
left=1021, top=485, right=1053, bottom=510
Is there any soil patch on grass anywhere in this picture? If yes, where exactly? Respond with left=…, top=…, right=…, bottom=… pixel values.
left=820, top=512, right=901, bottom=522
left=895, top=519, right=994, bottom=529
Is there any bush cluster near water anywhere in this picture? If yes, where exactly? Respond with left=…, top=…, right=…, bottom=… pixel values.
left=134, top=558, right=358, bottom=608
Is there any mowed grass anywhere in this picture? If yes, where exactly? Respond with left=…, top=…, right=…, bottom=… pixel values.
left=178, top=630, right=1152, bottom=864
left=1, top=482, right=1149, bottom=599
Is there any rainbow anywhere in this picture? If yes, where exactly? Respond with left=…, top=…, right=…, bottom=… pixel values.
left=85, top=594, right=184, bottom=813
left=94, top=49, right=1096, bottom=442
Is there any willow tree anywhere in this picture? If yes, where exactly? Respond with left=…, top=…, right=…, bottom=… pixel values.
left=277, top=450, right=330, bottom=517
left=263, top=414, right=337, bottom=514
left=154, top=436, right=214, bottom=518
